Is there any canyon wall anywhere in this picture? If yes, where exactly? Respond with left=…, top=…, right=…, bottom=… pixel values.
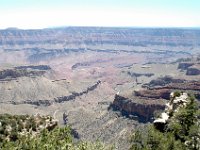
left=110, top=95, right=165, bottom=122
left=0, top=27, right=200, bottom=47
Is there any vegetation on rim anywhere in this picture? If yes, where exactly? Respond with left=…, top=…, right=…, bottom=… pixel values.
left=130, top=92, right=200, bottom=150
left=0, top=114, right=112, bottom=150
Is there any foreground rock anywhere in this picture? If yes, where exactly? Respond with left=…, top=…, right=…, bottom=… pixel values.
left=131, top=91, right=200, bottom=149
left=154, top=92, right=189, bottom=130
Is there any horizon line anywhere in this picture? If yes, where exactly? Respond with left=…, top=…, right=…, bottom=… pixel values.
left=1, top=25, right=200, bottom=30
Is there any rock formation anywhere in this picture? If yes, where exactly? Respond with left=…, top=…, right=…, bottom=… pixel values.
left=178, top=62, right=194, bottom=70
left=186, top=65, right=200, bottom=75
left=134, top=89, right=171, bottom=100
left=143, top=76, right=185, bottom=88
left=14, top=65, right=51, bottom=70
left=110, top=94, right=165, bottom=122
left=154, top=92, right=189, bottom=130
left=178, top=62, right=200, bottom=76
left=127, top=71, right=154, bottom=78
left=140, top=76, right=200, bottom=101
left=0, top=65, right=50, bottom=80
left=7, top=80, right=101, bottom=106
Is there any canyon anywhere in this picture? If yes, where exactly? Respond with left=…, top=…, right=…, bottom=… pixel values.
left=0, top=27, right=200, bottom=149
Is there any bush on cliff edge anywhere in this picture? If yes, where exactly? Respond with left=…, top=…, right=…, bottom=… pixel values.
left=130, top=93, right=200, bottom=150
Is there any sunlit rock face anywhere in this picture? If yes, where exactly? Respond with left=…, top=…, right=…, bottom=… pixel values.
left=153, top=92, right=189, bottom=130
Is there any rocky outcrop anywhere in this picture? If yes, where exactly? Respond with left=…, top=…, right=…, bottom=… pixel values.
left=110, top=95, right=165, bottom=122
left=55, top=80, right=101, bottom=103
left=137, top=80, right=200, bottom=102
left=154, top=92, right=189, bottom=131
left=14, top=65, right=51, bottom=70
left=23, top=100, right=53, bottom=106
left=186, top=65, right=200, bottom=75
left=134, top=89, right=171, bottom=100
left=127, top=71, right=154, bottom=78
left=178, top=62, right=200, bottom=76
left=9, top=80, right=101, bottom=106
left=178, top=62, right=194, bottom=70
left=0, top=65, right=50, bottom=80
left=143, top=76, right=185, bottom=88
left=0, top=68, right=46, bottom=80
left=157, top=81, right=200, bottom=91
left=71, top=62, right=90, bottom=70
left=111, top=77, right=200, bottom=123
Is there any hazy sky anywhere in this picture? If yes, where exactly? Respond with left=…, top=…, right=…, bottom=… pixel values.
left=0, top=0, right=200, bottom=29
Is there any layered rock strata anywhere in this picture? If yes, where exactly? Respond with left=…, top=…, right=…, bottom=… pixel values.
left=110, top=94, right=165, bottom=122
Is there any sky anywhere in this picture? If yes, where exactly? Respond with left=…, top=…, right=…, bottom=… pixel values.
left=0, top=0, right=200, bottom=29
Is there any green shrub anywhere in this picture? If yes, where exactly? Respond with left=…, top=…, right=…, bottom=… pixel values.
left=0, top=114, right=107, bottom=150
left=130, top=94, right=200, bottom=150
